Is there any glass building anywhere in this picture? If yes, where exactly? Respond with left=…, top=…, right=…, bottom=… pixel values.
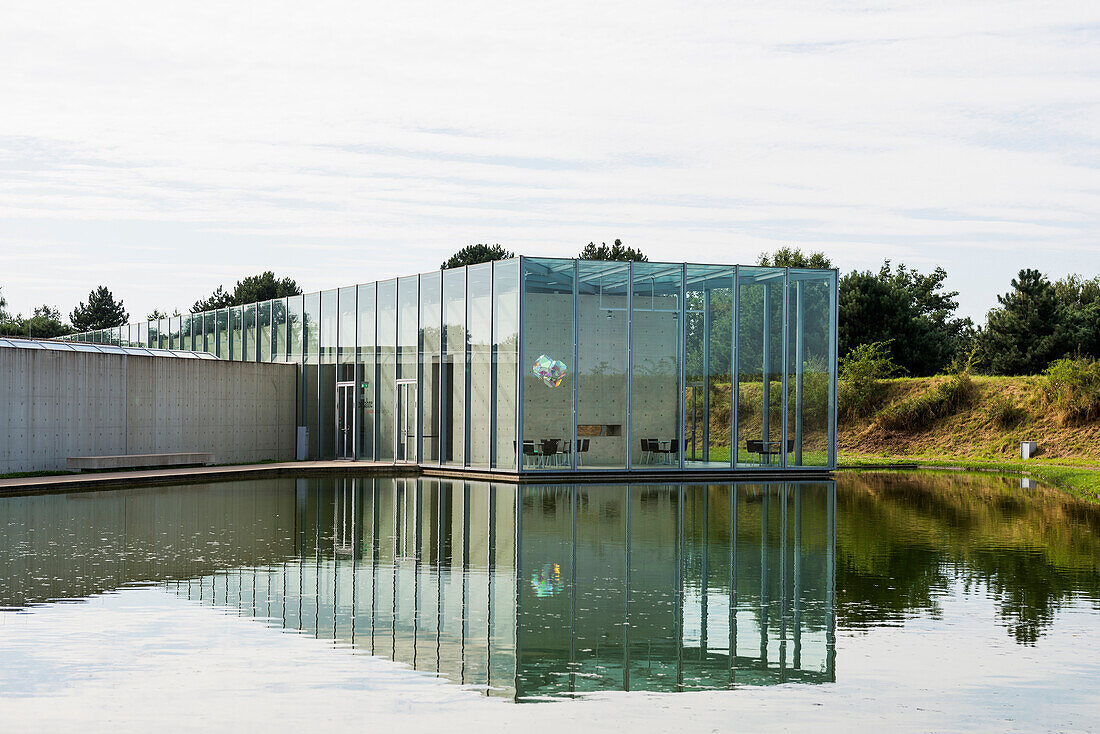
left=64, top=258, right=838, bottom=474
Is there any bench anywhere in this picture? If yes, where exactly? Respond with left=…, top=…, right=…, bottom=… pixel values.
left=66, top=453, right=215, bottom=471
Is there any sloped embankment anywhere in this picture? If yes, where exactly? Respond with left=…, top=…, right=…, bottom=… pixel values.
left=838, top=375, right=1100, bottom=461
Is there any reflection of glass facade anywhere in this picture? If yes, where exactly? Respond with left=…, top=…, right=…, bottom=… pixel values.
left=63, top=258, right=837, bottom=472
left=159, top=478, right=837, bottom=700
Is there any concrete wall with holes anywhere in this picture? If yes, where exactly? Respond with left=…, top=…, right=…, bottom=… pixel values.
left=0, top=347, right=297, bottom=474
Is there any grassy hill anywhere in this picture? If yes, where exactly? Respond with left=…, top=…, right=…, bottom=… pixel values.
left=839, top=374, right=1100, bottom=462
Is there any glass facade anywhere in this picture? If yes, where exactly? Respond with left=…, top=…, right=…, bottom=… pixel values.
left=65, top=258, right=837, bottom=473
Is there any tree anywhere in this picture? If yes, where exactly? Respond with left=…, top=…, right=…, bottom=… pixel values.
left=758, top=247, right=833, bottom=269
left=441, top=244, right=514, bottom=270
left=839, top=262, right=971, bottom=377
left=232, top=271, right=302, bottom=304
left=23, top=305, right=72, bottom=339
left=579, top=239, right=648, bottom=262
left=1053, top=274, right=1100, bottom=360
left=70, top=286, right=128, bottom=331
left=191, top=285, right=234, bottom=313
left=982, top=269, right=1068, bottom=375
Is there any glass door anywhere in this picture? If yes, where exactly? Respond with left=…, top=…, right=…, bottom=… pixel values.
left=336, top=382, right=356, bottom=459
left=395, top=379, right=418, bottom=463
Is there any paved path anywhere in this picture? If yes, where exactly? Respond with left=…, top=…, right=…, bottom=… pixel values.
left=0, top=461, right=418, bottom=495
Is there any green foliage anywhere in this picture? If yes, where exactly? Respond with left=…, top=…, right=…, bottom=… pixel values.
left=232, top=271, right=302, bottom=304
left=840, top=261, right=972, bottom=377
left=986, top=393, right=1028, bottom=429
left=874, top=372, right=976, bottom=431
left=839, top=341, right=901, bottom=420
left=578, top=239, right=647, bottom=262
left=0, top=304, right=73, bottom=338
left=191, top=272, right=302, bottom=313
left=757, top=246, right=832, bottom=269
left=982, top=269, right=1067, bottom=375
left=192, top=285, right=234, bottom=312
left=70, top=286, right=128, bottom=331
left=1041, top=358, right=1100, bottom=425
left=441, top=244, right=514, bottom=269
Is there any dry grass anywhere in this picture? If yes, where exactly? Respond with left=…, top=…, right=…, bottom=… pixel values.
left=839, top=375, right=1100, bottom=461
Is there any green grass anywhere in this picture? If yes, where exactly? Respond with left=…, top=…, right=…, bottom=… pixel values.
left=838, top=453, right=1100, bottom=503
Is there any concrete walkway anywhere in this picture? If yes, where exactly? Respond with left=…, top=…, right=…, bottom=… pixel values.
left=0, top=461, right=419, bottom=495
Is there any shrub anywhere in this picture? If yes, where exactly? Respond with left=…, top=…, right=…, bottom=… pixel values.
left=986, top=393, right=1027, bottom=429
left=874, top=372, right=976, bottom=431
left=1041, top=358, right=1100, bottom=425
left=839, top=341, right=902, bottom=420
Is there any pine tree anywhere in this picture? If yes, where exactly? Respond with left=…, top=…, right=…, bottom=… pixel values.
left=441, top=244, right=515, bottom=269
left=70, top=286, right=128, bottom=331
left=983, top=269, right=1066, bottom=375
left=578, top=239, right=648, bottom=262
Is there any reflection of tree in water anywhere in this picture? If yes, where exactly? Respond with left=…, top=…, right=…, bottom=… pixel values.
left=836, top=471, right=1100, bottom=645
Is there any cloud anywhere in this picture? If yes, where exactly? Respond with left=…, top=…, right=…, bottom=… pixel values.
left=0, top=0, right=1097, bottom=320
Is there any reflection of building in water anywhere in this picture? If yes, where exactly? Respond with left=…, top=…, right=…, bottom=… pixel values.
left=164, top=478, right=836, bottom=699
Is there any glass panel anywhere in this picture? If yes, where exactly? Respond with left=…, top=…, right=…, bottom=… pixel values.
left=243, top=304, right=256, bottom=361
left=287, top=296, right=303, bottom=362
left=577, top=260, right=629, bottom=469
left=633, top=262, right=685, bottom=467
left=319, top=289, right=339, bottom=459
left=138, top=322, right=148, bottom=349
left=338, top=287, right=356, bottom=365
left=304, top=292, right=322, bottom=458
left=442, top=268, right=466, bottom=466
left=180, top=315, right=192, bottom=351
left=202, top=312, right=214, bottom=353
left=157, top=318, right=167, bottom=349
left=786, top=269, right=835, bottom=467
left=169, top=316, right=181, bottom=350
left=258, top=300, right=272, bottom=362
left=376, top=280, right=397, bottom=462
left=357, top=283, right=376, bottom=461
left=466, top=263, right=492, bottom=468
left=229, top=306, right=243, bottom=360
left=419, top=272, right=442, bottom=464
left=272, top=298, right=287, bottom=361
left=216, top=309, right=229, bottom=358
left=492, top=259, right=519, bottom=470
left=304, top=292, right=320, bottom=362
left=736, top=267, right=785, bottom=467
left=521, top=258, right=574, bottom=471
left=683, top=265, right=733, bottom=468
left=397, top=276, right=419, bottom=459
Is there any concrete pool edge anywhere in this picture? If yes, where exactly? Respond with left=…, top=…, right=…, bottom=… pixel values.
left=0, top=461, right=836, bottom=495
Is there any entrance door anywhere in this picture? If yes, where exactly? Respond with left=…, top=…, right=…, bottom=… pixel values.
left=336, top=382, right=356, bottom=459
left=395, top=379, right=418, bottom=463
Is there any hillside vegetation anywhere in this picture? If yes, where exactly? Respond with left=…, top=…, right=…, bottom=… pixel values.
left=839, top=374, right=1100, bottom=462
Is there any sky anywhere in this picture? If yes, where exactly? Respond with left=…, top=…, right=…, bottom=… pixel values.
left=0, top=0, right=1097, bottom=323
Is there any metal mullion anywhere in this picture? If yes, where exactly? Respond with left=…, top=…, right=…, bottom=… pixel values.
left=626, top=260, right=634, bottom=471
left=678, top=263, right=686, bottom=470
left=572, top=260, right=579, bottom=472
left=703, top=285, right=710, bottom=463
left=516, top=256, right=525, bottom=474
left=781, top=268, right=790, bottom=469
left=731, top=267, right=739, bottom=469
left=489, top=264, right=496, bottom=470
left=829, top=269, right=839, bottom=469
left=415, top=275, right=423, bottom=465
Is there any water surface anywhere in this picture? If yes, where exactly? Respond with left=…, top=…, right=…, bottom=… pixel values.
left=0, top=472, right=1097, bottom=731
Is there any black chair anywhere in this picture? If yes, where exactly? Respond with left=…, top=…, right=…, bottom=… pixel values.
left=641, top=438, right=658, bottom=464
left=666, top=438, right=680, bottom=464
left=521, top=440, right=538, bottom=468
left=576, top=438, right=590, bottom=466
left=746, top=439, right=764, bottom=465
left=540, top=438, right=561, bottom=467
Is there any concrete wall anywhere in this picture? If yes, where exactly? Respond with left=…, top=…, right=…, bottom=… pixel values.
left=0, top=347, right=297, bottom=473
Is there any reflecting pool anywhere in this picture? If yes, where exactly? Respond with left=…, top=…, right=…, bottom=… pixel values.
left=0, top=472, right=1097, bottom=731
